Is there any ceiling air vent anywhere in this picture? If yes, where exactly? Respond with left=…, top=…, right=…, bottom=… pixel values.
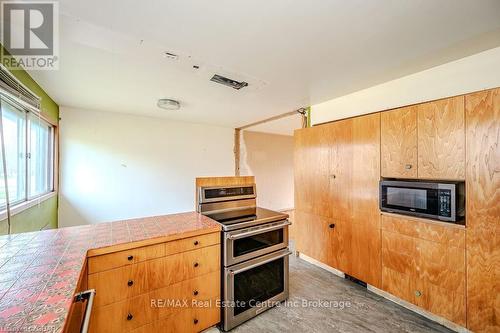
left=210, top=74, right=248, bottom=90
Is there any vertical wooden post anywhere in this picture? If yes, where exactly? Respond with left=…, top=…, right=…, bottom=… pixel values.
left=234, top=128, right=241, bottom=176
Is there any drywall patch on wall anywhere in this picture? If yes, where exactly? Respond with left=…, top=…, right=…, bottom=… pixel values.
left=240, top=130, right=294, bottom=211
left=312, top=47, right=500, bottom=124
left=58, top=107, right=234, bottom=227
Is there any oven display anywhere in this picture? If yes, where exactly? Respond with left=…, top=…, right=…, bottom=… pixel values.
left=233, top=257, right=285, bottom=315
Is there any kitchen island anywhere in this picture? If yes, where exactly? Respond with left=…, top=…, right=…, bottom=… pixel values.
left=0, top=212, right=221, bottom=332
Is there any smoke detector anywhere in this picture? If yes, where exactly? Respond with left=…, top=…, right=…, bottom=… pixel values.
left=157, top=99, right=180, bottom=110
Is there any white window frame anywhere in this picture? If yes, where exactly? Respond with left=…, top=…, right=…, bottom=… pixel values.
left=0, top=92, right=57, bottom=221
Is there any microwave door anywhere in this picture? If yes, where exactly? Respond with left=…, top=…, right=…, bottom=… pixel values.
left=381, top=185, right=439, bottom=218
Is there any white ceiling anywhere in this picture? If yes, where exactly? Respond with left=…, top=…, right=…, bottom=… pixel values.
left=28, top=0, right=500, bottom=131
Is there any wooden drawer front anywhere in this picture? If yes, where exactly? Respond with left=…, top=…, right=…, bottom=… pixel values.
left=149, top=245, right=220, bottom=290
left=89, top=260, right=152, bottom=307
left=165, top=232, right=220, bottom=256
left=381, top=214, right=465, bottom=248
left=89, top=294, right=152, bottom=333
left=150, top=271, right=220, bottom=320
left=88, top=243, right=165, bottom=274
left=412, top=279, right=466, bottom=326
left=131, top=306, right=220, bottom=333
left=381, top=220, right=466, bottom=326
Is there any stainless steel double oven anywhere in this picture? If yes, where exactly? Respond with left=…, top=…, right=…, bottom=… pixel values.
left=198, top=184, right=291, bottom=331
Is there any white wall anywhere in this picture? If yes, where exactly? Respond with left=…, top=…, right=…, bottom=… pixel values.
left=240, top=131, right=294, bottom=211
left=312, top=47, right=500, bottom=124
left=58, top=107, right=234, bottom=227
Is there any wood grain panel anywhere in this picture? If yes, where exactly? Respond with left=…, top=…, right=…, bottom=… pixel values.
left=131, top=307, right=220, bottom=333
left=150, top=271, right=220, bottom=320
left=381, top=214, right=465, bottom=249
left=381, top=267, right=413, bottom=303
left=294, top=210, right=334, bottom=266
left=294, top=125, right=334, bottom=218
left=149, top=245, right=220, bottom=291
left=89, top=260, right=151, bottom=307
left=89, top=293, right=152, bottom=332
left=164, top=232, right=220, bottom=256
left=350, top=113, right=381, bottom=287
left=417, top=96, right=465, bottom=180
left=381, top=106, right=418, bottom=178
left=294, top=211, right=350, bottom=273
left=329, top=118, right=353, bottom=221
left=381, top=213, right=466, bottom=326
left=88, top=243, right=165, bottom=274
left=465, top=88, right=500, bottom=333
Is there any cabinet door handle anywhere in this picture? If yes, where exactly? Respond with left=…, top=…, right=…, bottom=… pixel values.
left=330, top=174, right=336, bottom=179
left=127, top=255, right=134, bottom=261
left=194, top=262, right=199, bottom=268
left=415, top=290, right=422, bottom=297
left=193, top=319, right=199, bottom=324
left=329, top=223, right=336, bottom=229
left=193, top=290, right=199, bottom=296
left=194, top=241, right=199, bottom=246
left=127, top=313, right=133, bottom=321
left=127, top=280, right=134, bottom=287
left=405, top=164, right=412, bottom=170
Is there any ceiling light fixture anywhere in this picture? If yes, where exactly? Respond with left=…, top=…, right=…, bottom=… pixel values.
left=157, top=99, right=180, bottom=110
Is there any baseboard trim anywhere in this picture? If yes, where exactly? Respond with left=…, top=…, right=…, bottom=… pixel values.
left=367, top=285, right=470, bottom=333
left=295, top=252, right=469, bottom=333
left=297, top=252, right=345, bottom=278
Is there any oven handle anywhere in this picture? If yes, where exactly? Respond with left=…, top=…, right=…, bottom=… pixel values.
left=227, top=221, right=291, bottom=240
left=229, top=251, right=292, bottom=275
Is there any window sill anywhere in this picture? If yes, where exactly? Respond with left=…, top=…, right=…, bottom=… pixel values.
left=0, top=191, right=57, bottom=221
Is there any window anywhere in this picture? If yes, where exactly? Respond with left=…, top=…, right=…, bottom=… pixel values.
left=0, top=97, right=55, bottom=210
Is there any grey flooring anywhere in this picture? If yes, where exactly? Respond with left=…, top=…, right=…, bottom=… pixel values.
left=209, top=253, right=453, bottom=333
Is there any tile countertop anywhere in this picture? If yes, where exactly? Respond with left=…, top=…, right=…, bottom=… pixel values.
left=0, top=212, right=221, bottom=333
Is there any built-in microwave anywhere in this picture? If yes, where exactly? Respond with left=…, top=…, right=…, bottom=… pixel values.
left=380, top=180, right=465, bottom=223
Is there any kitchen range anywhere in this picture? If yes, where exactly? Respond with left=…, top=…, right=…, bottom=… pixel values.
left=197, top=183, right=291, bottom=331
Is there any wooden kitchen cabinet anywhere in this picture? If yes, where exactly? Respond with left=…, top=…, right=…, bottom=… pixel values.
left=381, top=105, right=418, bottom=178
left=417, top=96, right=465, bottom=180
left=294, top=124, right=335, bottom=218
left=329, top=118, right=353, bottom=221
left=381, top=214, right=466, bottom=326
left=294, top=114, right=380, bottom=286
left=465, top=88, right=500, bottom=333
left=350, top=113, right=381, bottom=287
left=87, top=232, right=221, bottom=333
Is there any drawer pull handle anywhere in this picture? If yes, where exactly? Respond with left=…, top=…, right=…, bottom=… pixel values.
left=127, top=313, right=133, bottom=321
left=194, top=262, right=199, bottom=268
left=415, top=290, right=422, bottom=297
left=193, top=290, right=199, bottom=296
left=405, top=164, right=412, bottom=170
left=329, top=223, right=335, bottom=229
left=194, top=241, right=199, bottom=246
left=127, top=280, right=134, bottom=287
left=193, top=319, right=199, bottom=324
left=127, top=255, right=134, bottom=261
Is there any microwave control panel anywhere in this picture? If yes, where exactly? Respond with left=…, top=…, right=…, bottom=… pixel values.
left=438, top=190, right=451, bottom=217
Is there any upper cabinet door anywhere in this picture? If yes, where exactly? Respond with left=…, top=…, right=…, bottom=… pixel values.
left=329, top=118, right=353, bottom=221
left=381, top=106, right=418, bottom=178
left=417, top=96, right=465, bottom=180
left=294, top=125, right=334, bottom=218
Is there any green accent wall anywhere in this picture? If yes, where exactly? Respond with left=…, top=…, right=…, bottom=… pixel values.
left=0, top=45, right=59, bottom=235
